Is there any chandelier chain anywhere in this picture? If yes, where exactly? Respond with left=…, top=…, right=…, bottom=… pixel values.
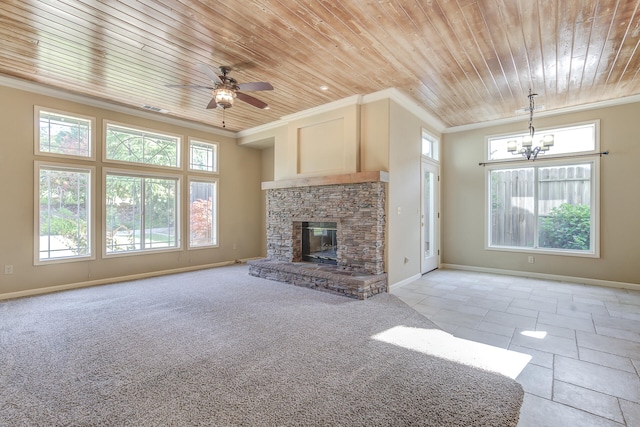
left=528, top=89, right=537, bottom=138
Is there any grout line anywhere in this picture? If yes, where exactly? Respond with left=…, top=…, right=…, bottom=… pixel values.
left=550, top=353, right=556, bottom=402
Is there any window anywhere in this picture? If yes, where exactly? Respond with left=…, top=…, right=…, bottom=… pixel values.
left=36, top=163, right=93, bottom=263
left=36, top=107, right=94, bottom=158
left=104, top=122, right=180, bottom=168
left=189, top=139, right=218, bottom=172
left=105, top=170, right=180, bottom=254
left=488, top=122, right=597, bottom=161
left=422, top=129, right=439, bottom=161
left=189, top=178, right=217, bottom=248
left=486, top=122, right=600, bottom=257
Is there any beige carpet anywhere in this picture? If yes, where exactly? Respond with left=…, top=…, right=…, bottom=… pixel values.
left=0, top=264, right=523, bottom=426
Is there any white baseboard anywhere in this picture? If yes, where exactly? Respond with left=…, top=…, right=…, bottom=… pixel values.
left=441, top=264, right=640, bottom=292
left=0, top=260, right=238, bottom=301
left=389, top=273, right=422, bottom=291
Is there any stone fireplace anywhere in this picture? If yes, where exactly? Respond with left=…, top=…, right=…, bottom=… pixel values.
left=248, top=171, right=388, bottom=299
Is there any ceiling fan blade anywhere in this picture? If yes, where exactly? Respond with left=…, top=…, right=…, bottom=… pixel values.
left=197, top=63, right=223, bottom=84
left=166, top=84, right=214, bottom=90
left=205, top=98, right=218, bottom=109
left=237, top=81, right=274, bottom=92
left=236, top=92, right=269, bottom=109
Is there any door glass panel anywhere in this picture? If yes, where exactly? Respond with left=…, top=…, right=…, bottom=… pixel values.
left=422, top=160, right=439, bottom=274
left=423, top=170, right=434, bottom=260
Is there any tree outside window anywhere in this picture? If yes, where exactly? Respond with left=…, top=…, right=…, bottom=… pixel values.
left=189, top=179, right=217, bottom=247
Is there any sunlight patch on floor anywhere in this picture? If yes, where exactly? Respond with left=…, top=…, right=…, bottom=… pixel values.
left=372, top=325, right=532, bottom=379
left=520, top=330, right=547, bottom=339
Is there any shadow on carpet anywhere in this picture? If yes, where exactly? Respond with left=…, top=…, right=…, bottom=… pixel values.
left=0, top=264, right=524, bottom=426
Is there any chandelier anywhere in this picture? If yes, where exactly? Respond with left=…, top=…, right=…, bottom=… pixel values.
left=507, top=89, right=554, bottom=160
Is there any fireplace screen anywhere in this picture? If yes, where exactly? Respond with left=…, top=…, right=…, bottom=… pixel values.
left=301, top=222, right=337, bottom=264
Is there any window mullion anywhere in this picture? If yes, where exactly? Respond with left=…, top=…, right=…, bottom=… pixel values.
left=140, top=177, right=146, bottom=250
left=46, top=171, right=53, bottom=258
left=533, top=166, right=539, bottom=249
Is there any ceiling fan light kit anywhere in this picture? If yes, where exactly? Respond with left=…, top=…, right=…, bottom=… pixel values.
left=213, top=87, right=236, bottom=109
left=167, top=63, right=273, bottom=127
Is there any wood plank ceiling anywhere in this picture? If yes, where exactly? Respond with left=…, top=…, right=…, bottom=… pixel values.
left=1, top=0, right=639, bottom=133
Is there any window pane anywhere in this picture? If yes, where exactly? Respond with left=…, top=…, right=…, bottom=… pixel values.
left=105, top=124, right=180, bottom=168
left=538, top=164, right=592, bottom=251
left=190, top=141, right=217, bottom=172
left=39, top=166, right=91, bottom=260
left=490, top=168, right=535, bottom=248
left=489, top=123, right=596, bottom=161
left=39, top=111, right=92, bottom=157
left=106, top=174, right=179, bottom=253
left=189, top=180, right=217, bottom=247
left=105, top=175, right=142, bottom=252
left=144, top=178, right=178, bottom=249
left=422, top=130, right=439, bottom=160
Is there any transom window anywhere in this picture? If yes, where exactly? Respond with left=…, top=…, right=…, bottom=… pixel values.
left=487, top=122, right=598, bottom=161
left=105, top=122, right=180, bottom=168
left=189, top=139, right=218, bottom=172
left=36, top=107, right=94, bottom=158
left=422, top=129, right=440, bottom=161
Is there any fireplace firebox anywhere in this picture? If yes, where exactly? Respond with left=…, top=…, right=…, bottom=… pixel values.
left=301, top=222, right=337, bottom=265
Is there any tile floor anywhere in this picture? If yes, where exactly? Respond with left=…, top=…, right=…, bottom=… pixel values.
left=391, top=269, right=640, bottom=427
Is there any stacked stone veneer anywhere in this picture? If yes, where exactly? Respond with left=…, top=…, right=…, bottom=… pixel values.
left=248, top=180, right=387, bottom=299
left=265, top=181, right=386, bottom=274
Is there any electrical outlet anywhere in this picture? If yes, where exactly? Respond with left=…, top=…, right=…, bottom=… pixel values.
left=528, top=256, right=535, bottom=264
left=4, top=265, right=14, bottom=274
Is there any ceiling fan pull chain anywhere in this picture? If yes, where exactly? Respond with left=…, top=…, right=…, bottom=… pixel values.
left=222, top=108, right=226, bottom=128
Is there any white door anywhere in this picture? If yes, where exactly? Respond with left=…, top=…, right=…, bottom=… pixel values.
left=421, top=160, right=439, bottom=274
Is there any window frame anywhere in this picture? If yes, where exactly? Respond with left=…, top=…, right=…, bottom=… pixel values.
left=422, top=128, right=440, bottom=161
left=34, top=106, right=96, bottom=160
left=485, top=156, right=600, bottom=258
left=187, top=176, right=219, bottom=249
left=102, top=167, right=182, bottom=258
left=34, top=161, right=95, bottom=265
left=103, top=120, right=182, bottom=170
left=188, top=138, right=219, bottom=173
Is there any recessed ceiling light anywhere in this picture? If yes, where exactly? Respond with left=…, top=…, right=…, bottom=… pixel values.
left=319, top=85, right=329, bottom=91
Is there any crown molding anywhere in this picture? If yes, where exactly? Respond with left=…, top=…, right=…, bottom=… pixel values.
left=238, top=94, right=363, bottom=140
left=236, top=118, right=287, bottom=138
left=444, top=93, right=640, bottom=134
left=362, top=87, right=447, bottom=133
left=280, top=94, right=363, bottom=122
left=0, top=74, right=236, bottom=138
left=240, top=88, right=447, bottom=138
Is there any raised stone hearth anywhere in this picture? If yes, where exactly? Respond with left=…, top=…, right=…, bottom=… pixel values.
left=249, top=172, right=388, bottom=299
left=247, top=259, right=387, bottom=299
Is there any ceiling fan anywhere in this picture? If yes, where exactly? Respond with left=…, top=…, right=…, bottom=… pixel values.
left=167, top=63, right=274, bottom=111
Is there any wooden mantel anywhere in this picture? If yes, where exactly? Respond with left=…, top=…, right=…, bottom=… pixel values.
left=261, top=171, right=389, bottom=190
